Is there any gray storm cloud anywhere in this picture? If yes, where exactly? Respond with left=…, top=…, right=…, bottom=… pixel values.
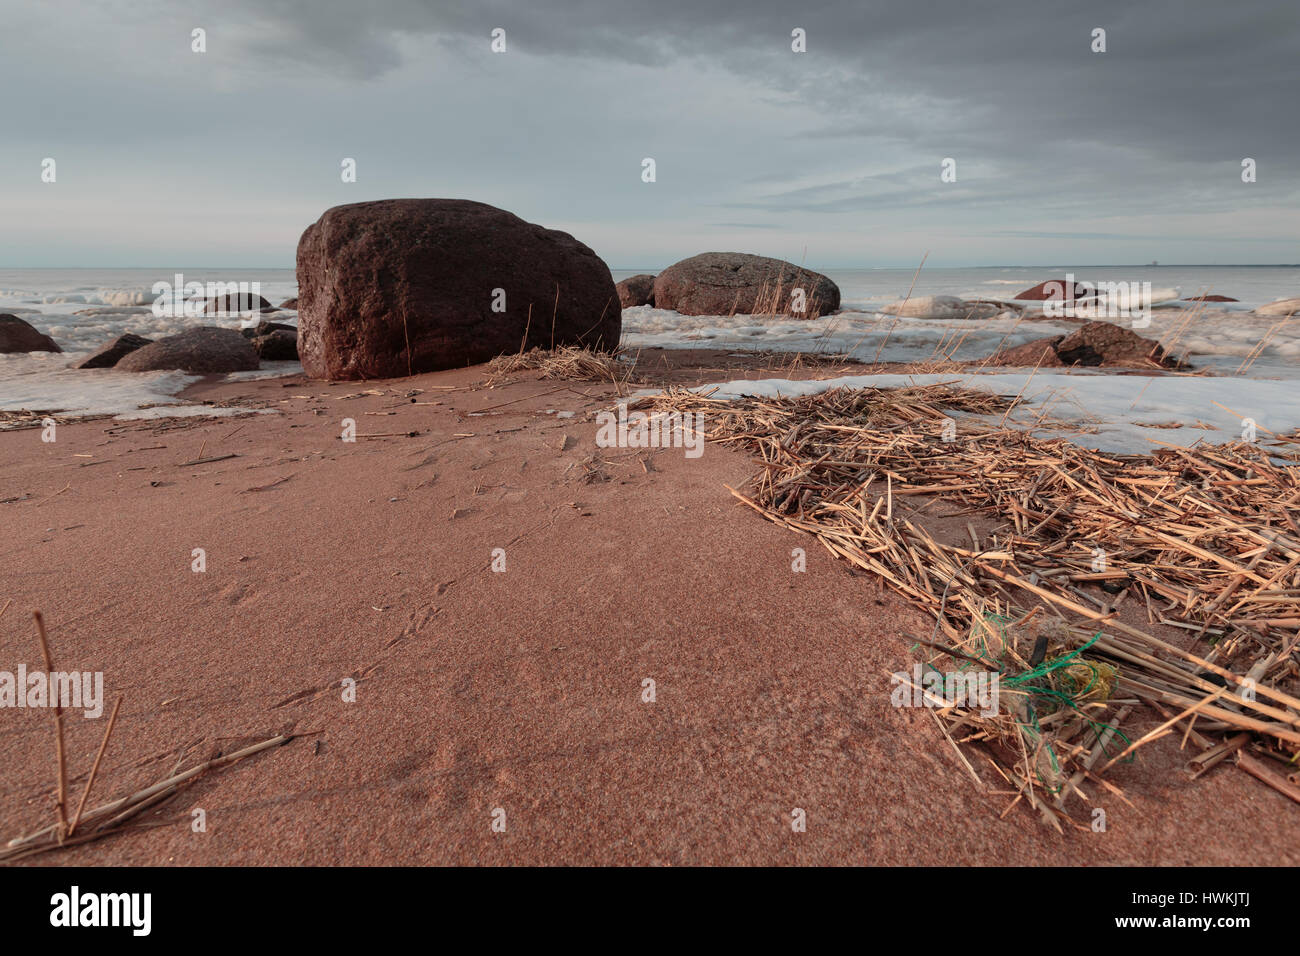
left=0, top=0, right=1295, bottom=266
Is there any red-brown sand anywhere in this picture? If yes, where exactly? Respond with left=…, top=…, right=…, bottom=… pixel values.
left=1, top=350, right=1296, bottom=865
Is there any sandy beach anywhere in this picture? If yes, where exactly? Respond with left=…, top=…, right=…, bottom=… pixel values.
left=9, top=4, right=1300, bottom=934
left=2, top=349, right=1297, bottom=865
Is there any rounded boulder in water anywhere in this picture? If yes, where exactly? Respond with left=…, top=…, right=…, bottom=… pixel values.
left=205, top=292, right=276, bottom=314
left=252, top=328, right=298, bottom=361
left=616, top=274, right=656, bottom=308
left=0, top=314, right=61, bottom=353
left=116, top=327, right=258, bottom=373
left=652, top=252, right=839, bottom=318
left=1013, top=279, right=1093, bottom=301
left=77, top=332, right=153, bottom=368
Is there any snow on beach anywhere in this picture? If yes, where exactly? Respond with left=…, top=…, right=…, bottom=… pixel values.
left=653, top=370, right=1296, bottom=456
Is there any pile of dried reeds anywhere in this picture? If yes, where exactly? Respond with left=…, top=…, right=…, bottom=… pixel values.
left=486, top=345, right=630, bottom=385
left=633, top=383, right=1300, bottom=828
left=1, top=410, right=113, bottom=432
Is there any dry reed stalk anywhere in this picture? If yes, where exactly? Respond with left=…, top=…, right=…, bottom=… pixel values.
left=68, top=696, right=122, bottom=836
left=1237, top=751, right=1300, bottom=803
left=33, top=611, right=69, bottom=841
left=2, top=733, right=294, bottom=861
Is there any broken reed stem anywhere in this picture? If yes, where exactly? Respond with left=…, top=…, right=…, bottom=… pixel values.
left=402, top=311, right=413, bottom=377
left=551, top=283, right=560, bottom=350
left=520, top=303, right=533, bottom=353
left=68, top=695, right=123, bottom=836
left=1236, top=751, right=1300, bottom=804
left=33, top=611, right=70, bottom=842
left=2, top=733, right=293, bottom=859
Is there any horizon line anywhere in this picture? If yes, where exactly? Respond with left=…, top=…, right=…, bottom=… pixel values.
left=3, top=263, right=1299, bottom=272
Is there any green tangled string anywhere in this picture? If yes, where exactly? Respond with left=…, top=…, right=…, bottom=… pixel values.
left=916, top=613, right=1134, bottom=793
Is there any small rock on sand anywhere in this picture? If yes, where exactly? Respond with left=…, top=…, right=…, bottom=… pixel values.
left=240, top=320, right=297, bottom=340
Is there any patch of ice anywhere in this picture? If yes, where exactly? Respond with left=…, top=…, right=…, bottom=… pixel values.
left=621, top=307, right=1300, bottom=381
left=0, top=356, right=290, bottom=422
left=0, top=362, right=199, bottom=417
left=223, top=361, right=302, bottom=381
left=654, top=370, right=1300, bottom=455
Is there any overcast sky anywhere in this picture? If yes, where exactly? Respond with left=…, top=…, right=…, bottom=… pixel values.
left=1, top=0, right=1297, bottom=269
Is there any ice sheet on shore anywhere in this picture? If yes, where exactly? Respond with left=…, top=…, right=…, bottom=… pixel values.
left=620, top=306, right=1300, bottom=379
left=0, top=358, right=278, bottom=422
left=661, top=371, right=1299, bottom=455
left=0, top=359, right=200, bottom=417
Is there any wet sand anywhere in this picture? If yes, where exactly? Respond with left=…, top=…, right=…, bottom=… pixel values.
left=1, top=350, right=1296, bottom=865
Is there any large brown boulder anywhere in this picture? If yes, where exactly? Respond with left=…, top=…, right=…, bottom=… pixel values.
left=78, top=333, right=152, bottom=368
left=295, top=199, right=620, bottom=380
left=984, top=321, right=1178, bottom=369
left=0, top=314, right=61, bottom=353
left=652, top=252, right=840, bottom=318
left=616, top=274, right=656, bottom=308
left=117, top=327, right=259, bottom=373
